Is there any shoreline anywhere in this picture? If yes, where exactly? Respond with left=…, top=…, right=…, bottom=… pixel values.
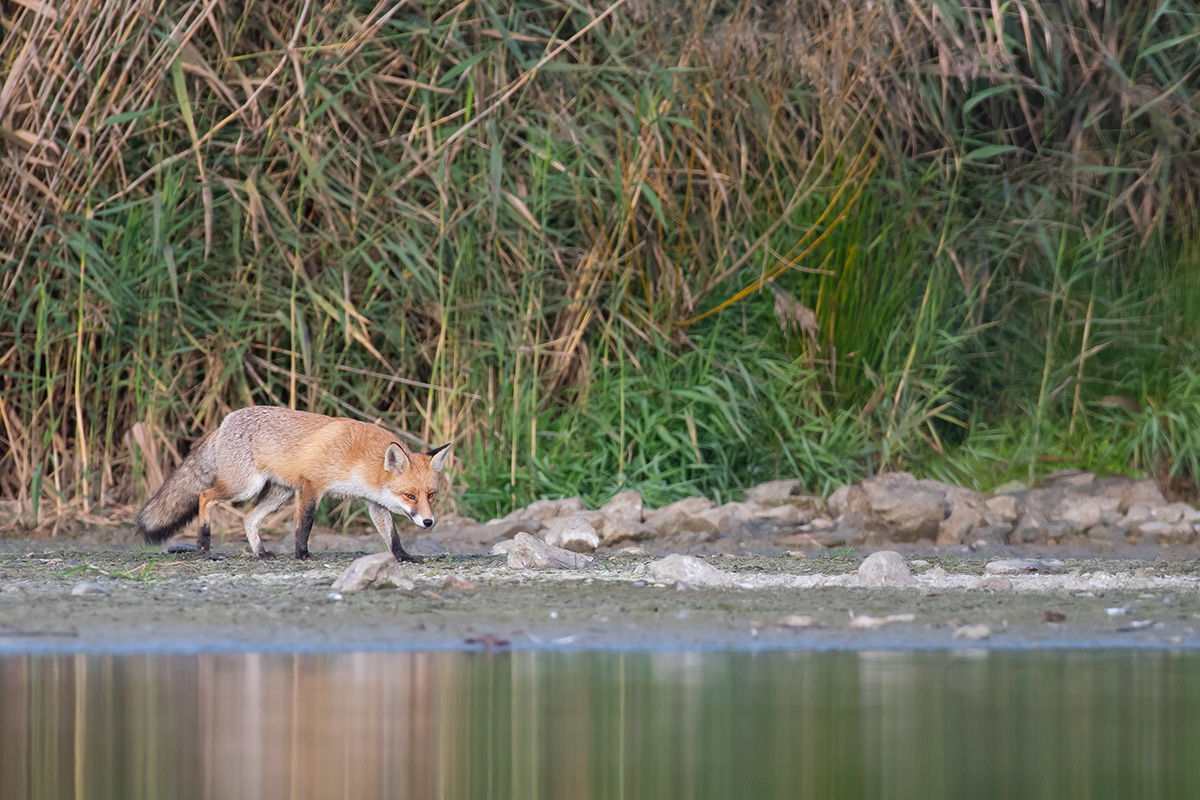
left=2, top=542, right=1198, bottom=655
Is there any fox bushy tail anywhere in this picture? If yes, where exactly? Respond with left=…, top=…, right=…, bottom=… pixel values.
left=136, top=432, right=217, bottom=543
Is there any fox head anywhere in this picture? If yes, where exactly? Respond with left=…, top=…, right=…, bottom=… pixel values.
left=382, top=442, right=451, bottom=527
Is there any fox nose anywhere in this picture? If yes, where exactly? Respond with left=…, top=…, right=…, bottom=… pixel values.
left=422, top=518, right=434, bottom=528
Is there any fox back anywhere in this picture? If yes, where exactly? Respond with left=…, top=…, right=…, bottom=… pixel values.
left=212, top=407, right=450, bottom=527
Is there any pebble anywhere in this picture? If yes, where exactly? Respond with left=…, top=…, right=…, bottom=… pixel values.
left=647, top=554, right=734, bottom=587
left=857, top=551, right=914, bottom=587
left=330, top=553, right=415, bottom=592
left=71, top=582, right=110, bottom=596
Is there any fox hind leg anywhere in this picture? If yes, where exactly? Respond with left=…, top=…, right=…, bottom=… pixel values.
left=196, top=484, right=232, bottom=555
left=244, top=483, right=292, bottom=560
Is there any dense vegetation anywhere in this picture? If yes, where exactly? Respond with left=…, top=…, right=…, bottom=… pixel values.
left=2, top=0, right=1199, bottom=528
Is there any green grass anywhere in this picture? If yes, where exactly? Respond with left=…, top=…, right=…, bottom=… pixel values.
left=1, top=0, right=1199, bottom=527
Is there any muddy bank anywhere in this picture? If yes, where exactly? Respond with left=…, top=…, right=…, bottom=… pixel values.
left=2, top=540, right=1199, bottom=653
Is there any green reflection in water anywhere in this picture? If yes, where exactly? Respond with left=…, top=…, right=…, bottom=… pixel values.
left=1, top=650, right=1198, bottom=800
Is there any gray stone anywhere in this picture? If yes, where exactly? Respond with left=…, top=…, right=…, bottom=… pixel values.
left=479, top=518, right=545, bottom=540
left=598, top=490, right=644, bottom=523
left=1087, top=524, right=1128, bottom=547
left=857, top=550, right=914, bottom=587
left=828, top=473, right=950, bottom=543
left=984, top=494, right=1019, bottom=524
left=506, top=532, right=594, bottom=570
left=502, top=497, right=585, bottom=523
left=1117, top=480, right=1166, bottom=512
left=71, top=582, right=110, bottom=596
left=967, top=523, right=1013, bottom=548
left=542, top=515, right=600, bottom=553
left=331, top=553, right=415, bottom=592
left=647, top=554, right=734, bottom=587
left=1155, top=502, right=1196, bottom=525
left=705, top=501, right=764, bottom=537
left=984, top=558, right=1066, bottom=575
left=1043, top=469, right=1095, bottom=488
left=597, top=517, right=654, bottom=547
left=916, top=482, right=989, bottom=540
left=748, top=503, right=816, bottom=526
left=827, top=485, right=854, bottom=519
left=644, top=497, right=720, bottom=541
left=1115, top=503, right=1154, bottom=530
left=1057, top=498, right=1104, bottom=532
left=855, top=473, right=947, bottom=542
left=743, top=480, right=802, bottom=504
left=1136, top=520, right=1193, bottom=545
left=1010, top=508, right=1048, bottom=544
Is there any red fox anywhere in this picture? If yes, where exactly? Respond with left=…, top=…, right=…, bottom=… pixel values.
left=136, top=406, right=451, bottom=561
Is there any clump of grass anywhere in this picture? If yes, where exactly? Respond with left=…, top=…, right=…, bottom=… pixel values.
left=1, top=0, right=1198, bottom=527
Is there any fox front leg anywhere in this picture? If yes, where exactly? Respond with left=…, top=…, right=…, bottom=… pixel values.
left=367, top=501, right=422, bottom=563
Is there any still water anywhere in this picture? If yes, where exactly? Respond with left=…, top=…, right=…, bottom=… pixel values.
left=1, top=648, right=1197, bottom=799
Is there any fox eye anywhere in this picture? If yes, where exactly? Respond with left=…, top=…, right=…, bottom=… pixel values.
left=402, top=493, right=416, bottom=501
left=428, top=492, right=436, bottom=501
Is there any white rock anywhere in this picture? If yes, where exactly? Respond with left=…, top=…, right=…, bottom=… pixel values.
left=647, top=554, right=734, bottom=587
left=598, top=490, right=644, bottom=522
left=827, top=485, right=854, bottom=518
left=1057, top=498, right=1103, bottom=531
left=777, top=614, right=815, bottom=628
left=857, top=551, right=914, bottom=587
left=953, top=623, right=991, bottom=640
left=502, top=497, right=585, bottom=523
left=1156, top=503, right=1196, bottom=525
left=71, top=582, right=110, bottom=596
left=744, top=480, right=802, bottom=504
left=507, top=532, right=594, bottom=570
left=542, top=515, right=600, bottom=553
left=490, top=540, right=517, bottom=555
left=331, top=553, right=415, bottom=592
left=849, top=612, right=915, bottom=630
left=1116, top=503, right=1155, bottom=529
left=984, top=494, right=1020, bottom=524
left=643, top=498, right=720, bottom=540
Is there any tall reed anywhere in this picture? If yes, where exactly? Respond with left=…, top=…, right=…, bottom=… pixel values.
left=1, top=0, right=1198, bottom=526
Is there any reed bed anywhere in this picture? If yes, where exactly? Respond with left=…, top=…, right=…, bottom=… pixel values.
left=1, top=0, right=1198, bottom=528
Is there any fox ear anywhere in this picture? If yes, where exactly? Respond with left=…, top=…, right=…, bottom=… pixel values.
left=384, top=442, right=411, bottom=473
left=427, top=443, right=452, bottom=472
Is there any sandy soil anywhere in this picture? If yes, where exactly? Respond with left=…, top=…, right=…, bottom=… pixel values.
left=2, top=536, right=1200, bottom=653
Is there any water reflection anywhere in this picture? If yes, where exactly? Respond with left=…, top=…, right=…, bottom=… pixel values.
left=1, top=649, right=1198, bottom=799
